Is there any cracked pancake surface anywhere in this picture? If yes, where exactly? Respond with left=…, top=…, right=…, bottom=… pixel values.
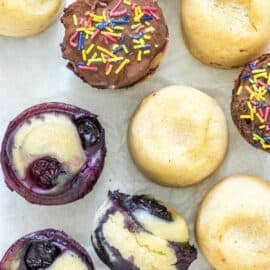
left=128, top=85, right=228, bottom=186
left=181, top=0, right=270, bottom=68
left=196, top=175, right=270, bottom=270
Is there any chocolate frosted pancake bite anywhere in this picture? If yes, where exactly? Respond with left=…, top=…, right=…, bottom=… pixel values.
left=61, top=0, right=168, bottom=89
left=0, top=103, right=106, bottom=205
left=231, top=54, right=270, bottom=152
left=0, top=229, right=94, bottom=270
left=92, top=191, right=197, bottom=270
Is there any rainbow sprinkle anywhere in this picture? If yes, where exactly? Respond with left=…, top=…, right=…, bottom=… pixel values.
left=237, top=58, right=270, bottom=149
left=69, top=0, right=161, bottom=75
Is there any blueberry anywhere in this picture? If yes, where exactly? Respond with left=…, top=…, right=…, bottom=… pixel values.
left=75, top=118, right=100, bottom=148
left=24, top=241, right=60, bottom=269
left=28, top=157, right=64, bottom=189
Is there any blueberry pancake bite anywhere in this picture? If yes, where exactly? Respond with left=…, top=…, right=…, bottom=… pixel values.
left=0, top=103, right=106, bottom=205
left=61, top=0, right=169, bottom=89
left=92, top=191, right=197, bottom=270
left=231, top=54, right=270, bottom=152
left=0, top=229, right=94, bottom=270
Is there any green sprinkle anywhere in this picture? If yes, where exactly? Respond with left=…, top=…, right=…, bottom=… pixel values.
left=122, top=44, right=129, bottom=54
left=253, top=133, right=264, bottom=142
left=131, top=23, right=141, bottom=30
left=252, top=69, right=266, bottom=74
left=114, top=26, right=125, bottom=31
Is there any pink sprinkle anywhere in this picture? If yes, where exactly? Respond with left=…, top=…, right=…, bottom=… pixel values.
left=110, top=0, right=122, bottom=16
left=265, top=107, right=270, bottom=122
left=259, top=108, right=265, bottom=118
left=149, top=10, right=160, bottom=20
left=85, top=17, right=92, bottom=27
left=135, top=25, right=145, bottom=33
left=69, top=32, right=78, bottom=47
left=104, top=33, right=117, bottom=42
left=78, top=65, right=98, bottom=71
left=99, top=1, right=108, bottom=7
left=143, top=6, right=157, bottom=11
left=144, top=10, right=152, bottom=16
left=104, top=36, right=109, bottom=45
left=257, top=80, right=267, bottom=87
left=251, top=100, right=258, bottom=106
left=110, top=8, right=128, bottom=17
left=266, top=125, right=270, bottom=132
left=91, top=29, right=100, bottom=40
left=79, top=18, right=84, bottom=25
left=105, top=62, right=110, bottom=71
left=132, top=3, right=138, bottom=10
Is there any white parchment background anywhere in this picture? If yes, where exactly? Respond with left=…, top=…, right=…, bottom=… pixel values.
left=0, top=0, right=270, bottom=269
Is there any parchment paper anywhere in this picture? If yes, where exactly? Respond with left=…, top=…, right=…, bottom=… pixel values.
left=0, top=1, right=269, bottom=269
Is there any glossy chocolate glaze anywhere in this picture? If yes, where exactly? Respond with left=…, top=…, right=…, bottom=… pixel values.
left=61, top=0, right=168, bottom=89
left=92, top=191, right=197, bottom=270
left=0, top=102, right=106, bottom=205
left=0, top=229, right=94, bottom=270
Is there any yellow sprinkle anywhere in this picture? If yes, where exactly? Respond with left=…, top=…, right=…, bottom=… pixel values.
left=236, top=86, right=243, bottom=95
left=254, top=72, right=268, bottom=80
left=262, top=143, right=270, bottom=149
left=132, top=39, right=141, bottom=44
left=145, top=21, right=151, bottom=26
left=144, top=35, right=151, bottom=40
left=82, top=50, right=87, bottom=61
left=137, top=50, right=142, bottom=61
left=86, top=44, right=95, bottom=55
left=124, top=0, right=131, bottom=5
left=73, top=14, right=78, bottom=26
left=144, top=50, right=151, bottom=55
left=87, top=52, right=97, bottom=66
left=106, top=64, right=113, bottom=76
left=145, top=27, right=155, bottom=33
left=256, top=113, right=265, bottom=123
left=105, top=27, right=114, bottom=33
left=103, top=11, right=107, bottom=21
left=101, top=31, right=121, bottom=37
left=240, top=115, right=251, bottom=119
left=97, top=46, right=117, bottom=58
left=101, top=53, right=107, bottom=63
left=268, top=74, right=270, bottom=85
left=85, top=34, right=89, bottom=39
left=259, top=125, right=266, bottom=129
left=115, top=59, right=130, bottom=74
left=112, top=44, right=119, bottom=50
left=108, top=57, right=124, bottom=62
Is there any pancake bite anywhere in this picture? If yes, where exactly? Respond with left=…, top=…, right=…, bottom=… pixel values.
left=0, top=103, right=106, bottom=205
left=0, top=229, right=94, bottom=270
left=181, top=0, right=270, bottom=68
left=92, top=191, right=197, bottom=270
left=196, top=175, right=270, bottom=270
left=61, top=0, right=168, bottom=89
left=0, top=0, right=64, bottom=37
left=128, top=85, right=228, bottom=187
left=231, top=54, right=270, bottom=152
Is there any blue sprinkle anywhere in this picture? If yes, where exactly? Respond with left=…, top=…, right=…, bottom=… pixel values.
left=112, top=19, right=130, bottom=25
left=241, top=72, right=250, bottom=80
left=142, top=44, right=151, bottom=50
left=78, top=32, right=85, bottom=50
left=112, top=45, right=123, bottom=54
left=253, top=142, right=260, bottom=148
left=76, top=61, right=85, bottom=66
left=130, top=32, right=145, bottom=39
left=264, top=137, right=270, bottom=142
left=141, top=15, right=153, bottom=21
left=120, top=36, right=125, bottom=43
left=267, top=87, right=270, bottom=92
left=123, top=14, right=130, bottom=20
left=248, top=63, right=254, bottom=70
left=97, top=21, right=109, bottom=29
left=258, top=101, right=264, bottom=108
